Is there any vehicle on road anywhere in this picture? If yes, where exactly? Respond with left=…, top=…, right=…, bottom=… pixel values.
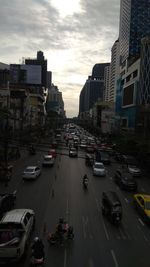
left=93, top=162, right=106, bottom=176
left=48, top=149, right=57, bottom=158
left=42, top=155, right=54, bottom=167
left=95, top=150, right=111, bottom=165
left=85, top=153, right=94, bottom=167
left=114, top=169, right=137, bottom=191
left=83, top=175, right=88, bottom=189
left=22, top=166, right=41, bottom=180
left=122, top=155, right=141, bottom=177
left=0, top=191, right=16, bottom=219
left=0, top=209, right=35, bottom=262
left=69, top=147, right=78, bottom=157
left=133, top=194, right=150, bottom=222
left=102, top=191, right=122, bottom=225
left=47, top=222, right=74, bottom=245
left=0, top=164, right=13, bottom=182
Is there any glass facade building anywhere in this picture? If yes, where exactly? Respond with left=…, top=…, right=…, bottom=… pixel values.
left=119, top=0, right=150, bottom=64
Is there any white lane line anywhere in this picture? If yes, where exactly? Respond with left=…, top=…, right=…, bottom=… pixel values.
left=95, top=198, right=100, bottom=212
left=82, top=216, right=88, bottom=239
left=111, top=249, right=119, bottom=267
left=141, top=187, right=145, bottom=192
left=124, top=198, right=129, bottom=204
left=66, top=199, right=69, bottom=221
left=102, top=219, right=110, bottom=240
left=144, top=235, right=148, bottom=242
left=138, top=218, right=145, bottom=226
left=64, top=249, right=67, bottom=267
left=118, top=228, right=126, bottom=240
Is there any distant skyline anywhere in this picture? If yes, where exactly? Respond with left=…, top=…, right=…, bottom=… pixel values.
left=0, top=0, right=120, bottom=117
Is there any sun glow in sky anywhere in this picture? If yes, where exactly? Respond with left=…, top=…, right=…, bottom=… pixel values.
left=0, top=0, right=120, bottom=117
left=51, top=0, right=82, bottom=17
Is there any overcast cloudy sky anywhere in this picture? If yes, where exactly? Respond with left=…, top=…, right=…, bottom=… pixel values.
left=0, top=0, right=120, bottom=117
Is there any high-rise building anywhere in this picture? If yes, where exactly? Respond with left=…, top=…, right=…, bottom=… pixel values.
left=119, top=0, right=150, bottom=65
left=104, top=65, right=111, bottom=102
left=109, top=39, right=120, bottom=102
left=25, top=51, right=47, bottom=87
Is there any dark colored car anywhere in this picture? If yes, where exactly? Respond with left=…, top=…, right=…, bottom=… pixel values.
left=85, top=153, right=94, bottom=166
left=114, top=169, right=137, bottom=191
left=95, top=150, right=111, bottom=165
left=101, top=191, right=122, bottom=225
left=0, top=191, right=16, bottom=218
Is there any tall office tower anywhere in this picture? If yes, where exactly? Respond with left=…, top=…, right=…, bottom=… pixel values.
left=119, top=0, right=150, bottom=65
left=25, top=51, right=47, bottom=87
left=139, top=36, right=150, bottom=105
left=109, top=39, right=120, bottom=102
left=104, top=65, right=111, bottom=102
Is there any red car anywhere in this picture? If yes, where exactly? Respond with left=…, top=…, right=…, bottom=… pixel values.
left=48, top=149, right=57, bottom=158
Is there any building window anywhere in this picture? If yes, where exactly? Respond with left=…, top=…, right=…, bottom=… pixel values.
left=133, top=70, right=138, bottom=78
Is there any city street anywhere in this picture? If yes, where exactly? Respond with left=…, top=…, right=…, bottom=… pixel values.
left=1, top=140, right=150, bottom=267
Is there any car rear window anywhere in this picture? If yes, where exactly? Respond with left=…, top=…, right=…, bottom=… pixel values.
left=0, top=223, right=24, bottom=230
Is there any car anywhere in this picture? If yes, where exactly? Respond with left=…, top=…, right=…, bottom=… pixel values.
left=69, top=147, right=78, bottom=157
left=48, top=149, right=57, bottom=158
left=0, top=191, right=16, bottom=219
left=85, top=153, right=94, bottom=166
left=95, top=150, right=111, bottom=164
left=114, top=169, right=137, bottom=191
left=122, top=155, right=141, bottom=176
left=0, top=209, right=35, bottom=262
left=22, top=166, right=41, bottom=180
left=93, top=162, right=106, bottom=176
left=42, top=155, right=54, bottom=167
left=101, top=191, right=122, bottom=225
left=133, top=194, right=150, bottom=222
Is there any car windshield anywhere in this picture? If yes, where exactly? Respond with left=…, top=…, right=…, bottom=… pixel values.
left=44, top=157, right=52, bottom=161
left=25, top=167, right=35, bottom=172
left=112, top=204, right=121, bottom=212
left=95, top=164, right=103, bottom=169
left=145, top=201, right=150, bottom=210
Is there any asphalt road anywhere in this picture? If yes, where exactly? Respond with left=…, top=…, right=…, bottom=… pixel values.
left=1, top=141, right=150, bottom=267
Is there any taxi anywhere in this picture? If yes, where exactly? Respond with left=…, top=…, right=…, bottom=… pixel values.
left=133, top=194, right=150, bottom=222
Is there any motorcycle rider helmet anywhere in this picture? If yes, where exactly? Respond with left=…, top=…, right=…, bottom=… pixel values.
left=34, top=236, right=39, bottom=242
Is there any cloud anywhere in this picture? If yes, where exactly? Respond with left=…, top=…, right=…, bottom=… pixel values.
left=0, top=0, right=120, bottom=117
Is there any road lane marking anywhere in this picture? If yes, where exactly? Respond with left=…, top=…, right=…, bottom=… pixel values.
left=138, top=218, right=145, bottom=226
left=66, top=199, right=69, bottom=221
left=124, top=198, right=129, bottom=203
left=111, top=249, right=119, bottom=267
left=95, top=198, right=100, bottom=212
left=82, top=216, right=88, bottom=239
left=144, top=235, right=148, bottom=242
left=102, top=219, right=109, bottom=240
left=118, top=228, right=126, bottom=240
left=64, top=249, right=67, bottom=267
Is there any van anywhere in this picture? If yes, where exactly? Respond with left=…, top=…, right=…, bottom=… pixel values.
left=101, top=191, right=122, bottom=225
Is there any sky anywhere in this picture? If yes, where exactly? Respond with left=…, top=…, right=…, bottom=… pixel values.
left=0, top=0, right=120, bottom=118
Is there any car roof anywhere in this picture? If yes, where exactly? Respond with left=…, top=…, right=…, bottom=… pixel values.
left=103, top=191, right=120, bottom=201
left=44, top=155, right=53, bottom=159
left=95, top=162, right=103, bottom=165
left=1, top=209, right=34, bottom=223
left=26, top=166, right=38, bottom=169
left=135, top=194, right=150, bottom=202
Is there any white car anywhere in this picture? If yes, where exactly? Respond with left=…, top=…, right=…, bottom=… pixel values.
left=128, top=165, right=141, bottom=177
left=0, top=209, right=35, bottom=262
left=42, top=155, right=54, bottom=167
left=93, top=162, right=106, bottom=176
left=22, top=166, right=41, bottom=180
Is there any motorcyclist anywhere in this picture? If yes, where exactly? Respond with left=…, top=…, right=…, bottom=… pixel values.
left=83, top=174, right=88, bottom=184
left=31, top=237, right=45, bottom=259
left=56, top=218, right=65, bottom=244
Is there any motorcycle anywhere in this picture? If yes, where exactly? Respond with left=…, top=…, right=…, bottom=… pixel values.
left=47, top=224, right=74, bottom=245
left=30, top=255, right=44, bottom=266
left=83, top=179, right=88, bottom=189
